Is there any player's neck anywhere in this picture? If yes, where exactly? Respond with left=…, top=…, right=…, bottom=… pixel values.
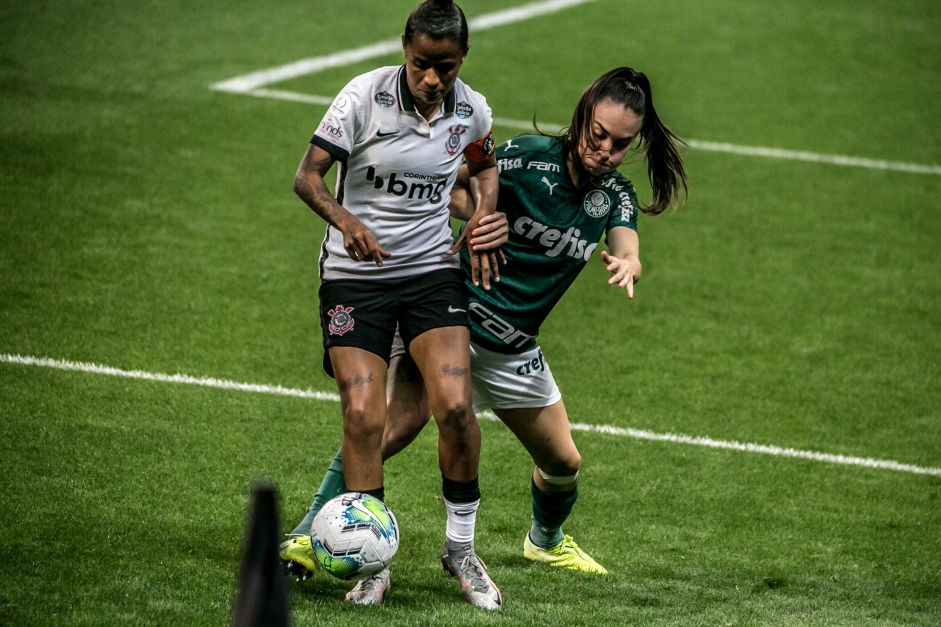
left=416, top=101, right=440, bottom=122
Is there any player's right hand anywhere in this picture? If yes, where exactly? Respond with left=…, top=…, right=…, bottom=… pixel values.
left=339, top=217, right=391, bottom=266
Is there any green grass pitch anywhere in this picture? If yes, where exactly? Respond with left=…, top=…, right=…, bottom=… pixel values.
left=2, top=1, right=940, bottom=625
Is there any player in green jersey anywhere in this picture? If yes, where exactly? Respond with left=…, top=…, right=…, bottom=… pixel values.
left=282, top=67, right=688, bottom=586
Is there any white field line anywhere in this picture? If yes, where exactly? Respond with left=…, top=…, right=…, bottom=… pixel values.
left=3, top=352, right=939, bottom=478
left=209, top=0, right=941, bottom=177
left=210, top=0, right=597, bottom=93
left=231, top=83, right=941, bottom=176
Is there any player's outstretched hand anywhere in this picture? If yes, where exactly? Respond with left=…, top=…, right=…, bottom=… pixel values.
left=600, top=250, right=635, bottom=299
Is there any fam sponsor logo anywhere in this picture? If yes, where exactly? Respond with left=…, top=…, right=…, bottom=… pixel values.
left=527, top=161, right=561, bottom=172
left=455, top=101, right=473, bottom=118
left=469, top=302, right=535, bottom=350
left=327, top=304, right=354, bottom=336
left=445, top=125, right=466, bottom=157
left=374, top=91, right=395, bottom=108
left=366, top=166, right=449, bottom=203
left=330, top=92, right=353, bottom=119
left=513, top=216, right=598, bottom=261
left=319, top=117, right=343, bottom=139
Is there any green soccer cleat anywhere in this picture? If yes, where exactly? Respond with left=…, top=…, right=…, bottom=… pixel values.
left=523, top=533, right=608, bottom=575
left=279, top=534, right=316, bottom=581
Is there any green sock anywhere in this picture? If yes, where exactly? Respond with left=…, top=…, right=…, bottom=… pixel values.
left=290, top=448, right=347, bottom=536
left=529, top=477, right=578, bottom=549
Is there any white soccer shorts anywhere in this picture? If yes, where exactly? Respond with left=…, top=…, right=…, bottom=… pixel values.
left=391, top=333, right=561, bottom=413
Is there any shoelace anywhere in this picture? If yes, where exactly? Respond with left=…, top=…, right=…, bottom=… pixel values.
left=361, top=572, right=387, bottom=587
left=460, top=556, right=490, bottom=592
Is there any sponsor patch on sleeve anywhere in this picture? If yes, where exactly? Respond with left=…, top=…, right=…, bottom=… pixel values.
left=330, top=92, right=354, bottom=119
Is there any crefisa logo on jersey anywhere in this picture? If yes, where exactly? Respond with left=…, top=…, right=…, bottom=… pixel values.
left=327, top=304, right=355, bottom=336
left=455, top=101, right=473, bottom=119
left=374, top=91, right=395, bottom=108
left=583, top=190, right=611, bottom=218
left=445, top=125, right=466, bottom=156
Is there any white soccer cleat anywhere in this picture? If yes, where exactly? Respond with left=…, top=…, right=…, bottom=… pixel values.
left=440, top=543, right=503, bottom=611
left=345, top=567, right=391, bottom=605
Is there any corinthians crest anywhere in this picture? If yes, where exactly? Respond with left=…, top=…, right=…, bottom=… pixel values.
left=445, top=125, right=466, bottom=156
left=327, top=304, right=355, bottom=336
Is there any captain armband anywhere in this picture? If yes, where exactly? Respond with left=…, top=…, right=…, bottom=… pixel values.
left=463, top=130, right=495, bottom=163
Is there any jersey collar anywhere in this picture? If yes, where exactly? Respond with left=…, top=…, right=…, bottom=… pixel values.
left=397, top=65, right=457, bottom=116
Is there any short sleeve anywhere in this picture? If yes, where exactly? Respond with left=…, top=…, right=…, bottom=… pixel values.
left=607, top=178, right=639, bottom=232
left=310, top=81, right=366, bottom=162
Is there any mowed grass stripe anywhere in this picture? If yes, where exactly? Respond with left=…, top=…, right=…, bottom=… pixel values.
left=4, top=352, right=938, bottom=478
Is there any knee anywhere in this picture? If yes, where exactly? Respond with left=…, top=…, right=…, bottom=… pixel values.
left=434, top=401, right=476, bottom=436
left=342, top=403, right=383, bottom=443
left=540, top=450, right=581, bottom=480
left=382, top=409, right=430, bottom=458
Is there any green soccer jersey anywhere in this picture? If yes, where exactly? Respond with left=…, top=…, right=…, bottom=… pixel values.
left=461, top=134, right=639, bottom=354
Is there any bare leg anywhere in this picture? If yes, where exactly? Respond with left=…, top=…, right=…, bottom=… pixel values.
left=328, top=346, right=389, bottom=492
left=407, top=326, right=479, bottom=482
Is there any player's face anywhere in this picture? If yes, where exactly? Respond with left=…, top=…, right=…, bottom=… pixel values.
left=578, top=99, right=644, bottom=178
left=402, top=33, right=467, bottom=113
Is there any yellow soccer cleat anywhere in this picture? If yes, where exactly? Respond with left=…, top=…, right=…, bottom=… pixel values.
left=279, top=534, right=316, bottom=581
left=523, top=533, right=608, bottom=575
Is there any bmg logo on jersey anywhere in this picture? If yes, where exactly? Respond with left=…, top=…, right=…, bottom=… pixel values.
left=366, top=166, right=448, bottom=204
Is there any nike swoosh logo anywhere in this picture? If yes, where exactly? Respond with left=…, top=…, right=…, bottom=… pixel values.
left=448, top=306, right=466, bottom=313
left=377, top=130, right=398, bottom=137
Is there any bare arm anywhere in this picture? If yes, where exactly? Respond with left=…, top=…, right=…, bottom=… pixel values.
left=448, top=163, right=507, bottom=250
left=452, top=156, right=503, bottom=288
left=293, top=143, right=390, bottom=265
left=600, top=226, right=642, bottom=298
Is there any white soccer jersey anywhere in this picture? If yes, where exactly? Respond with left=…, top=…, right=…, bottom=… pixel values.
left=311, top=65, right=493, bottom=281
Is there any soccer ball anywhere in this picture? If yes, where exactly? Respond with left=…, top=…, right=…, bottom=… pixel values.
left=310, top=492, right=399, bottom=581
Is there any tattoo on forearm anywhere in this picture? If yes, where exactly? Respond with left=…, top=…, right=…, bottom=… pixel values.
left=339, top=373, right=374, bottom=390
left=439, top=363, right=468, bottom=378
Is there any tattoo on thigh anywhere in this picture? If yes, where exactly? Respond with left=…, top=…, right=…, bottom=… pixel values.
left=439, top=363, right=468, bottom=378
left=339, top=373, right=374, bottom=390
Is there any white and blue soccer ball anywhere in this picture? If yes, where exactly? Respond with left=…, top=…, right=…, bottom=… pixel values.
left=310, top=492, right=399, bottom=581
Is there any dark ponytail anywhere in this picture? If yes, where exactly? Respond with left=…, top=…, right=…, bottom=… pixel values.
left=404, top=0, right=469, bottom=50
left=562, top=67, right=688, bottom=214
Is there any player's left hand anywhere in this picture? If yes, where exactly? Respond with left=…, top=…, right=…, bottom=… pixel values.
left=600, top=250, right=636, bottom=299
left=468, top=212, right=508, bottom=251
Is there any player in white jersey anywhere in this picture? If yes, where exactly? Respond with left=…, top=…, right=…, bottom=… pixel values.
left=284, top=68, right=688, bottom=585
left=290, top=0, right=502, bottom=611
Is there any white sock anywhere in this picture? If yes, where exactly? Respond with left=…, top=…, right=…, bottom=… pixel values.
left=444, top=497, right=479, bottom=550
